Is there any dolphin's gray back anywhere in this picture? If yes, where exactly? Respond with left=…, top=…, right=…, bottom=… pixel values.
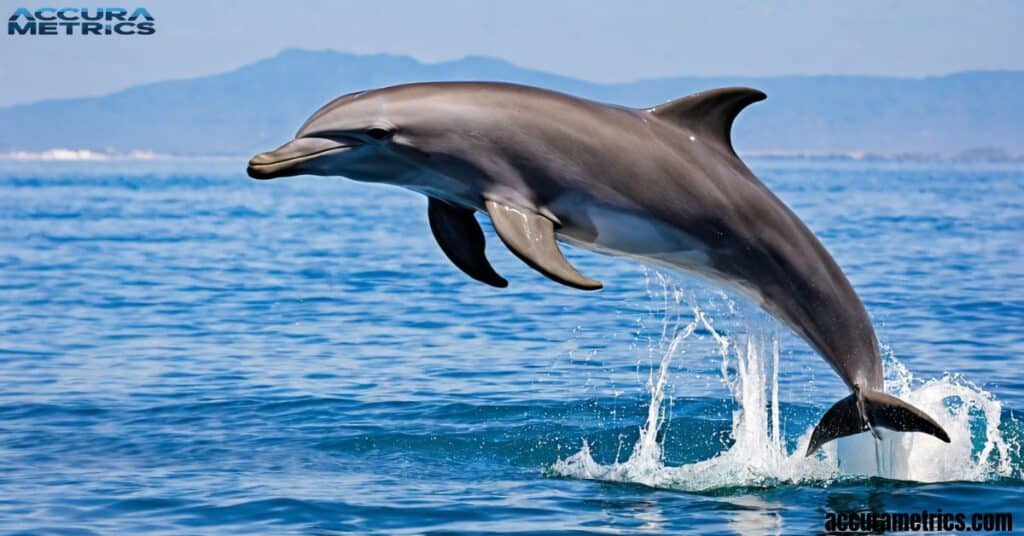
left=410, top=82, right=883, bottom=390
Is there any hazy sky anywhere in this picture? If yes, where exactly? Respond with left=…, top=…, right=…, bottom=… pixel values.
left=2, top=0, right=1022, bottom=107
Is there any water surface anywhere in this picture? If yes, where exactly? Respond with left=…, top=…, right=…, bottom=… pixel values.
left=0, top=159, right=1021, bottom=534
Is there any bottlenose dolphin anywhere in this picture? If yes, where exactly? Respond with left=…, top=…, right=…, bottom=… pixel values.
left=247, top=82, right=950, bottom=454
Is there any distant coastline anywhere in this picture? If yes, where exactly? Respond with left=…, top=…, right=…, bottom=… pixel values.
left=0, top=149, right=238, bottom=162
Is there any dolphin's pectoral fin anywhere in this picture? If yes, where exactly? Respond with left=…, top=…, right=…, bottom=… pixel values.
left=427, top=198, right=508, bottom=288
left=646, top=87, right=766, bottom=158
left=805, top=387, right=951, bottom=456
left=484, top=200, right=602, bottom=291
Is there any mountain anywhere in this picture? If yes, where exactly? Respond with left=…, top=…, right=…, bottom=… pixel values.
left=1, top=49, right=1022, bottom=156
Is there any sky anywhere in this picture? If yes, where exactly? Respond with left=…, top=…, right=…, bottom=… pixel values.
left=1, top=0, right=1022, bottom=107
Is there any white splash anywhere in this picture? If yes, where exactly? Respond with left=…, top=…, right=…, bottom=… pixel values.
left=551, top=279, right=1019, bottom=491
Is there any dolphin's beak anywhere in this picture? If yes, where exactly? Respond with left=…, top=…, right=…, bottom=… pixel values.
left=247, top=137, right=353, bottom=179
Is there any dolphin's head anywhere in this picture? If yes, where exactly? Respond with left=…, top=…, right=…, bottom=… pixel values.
left=247, top=87, right=433, bottom=182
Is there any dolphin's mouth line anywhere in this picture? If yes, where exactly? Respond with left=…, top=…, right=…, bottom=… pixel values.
left=247, top=144, right=353, bottom=168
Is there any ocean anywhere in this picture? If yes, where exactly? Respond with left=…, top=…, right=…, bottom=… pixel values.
left=1, top=159, right=1021, bottom=534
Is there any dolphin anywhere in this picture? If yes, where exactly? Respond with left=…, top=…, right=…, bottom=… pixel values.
left=247, top=82, right=950, bottom=454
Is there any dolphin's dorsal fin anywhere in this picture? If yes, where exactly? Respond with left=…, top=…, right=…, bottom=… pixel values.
left=428, top=198, right=508, bottom=288
left=484, top=200, right=602, bottom=291
left=646, top=87, right=766, bottom=157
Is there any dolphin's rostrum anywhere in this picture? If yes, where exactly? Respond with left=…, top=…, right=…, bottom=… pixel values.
left=248, top=82, right=950, bottom=454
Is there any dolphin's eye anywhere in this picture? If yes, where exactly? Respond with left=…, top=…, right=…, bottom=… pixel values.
left=367, top=128, right=392, bottom=140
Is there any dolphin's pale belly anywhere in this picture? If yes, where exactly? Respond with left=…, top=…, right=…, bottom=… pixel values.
left=556, top=201, right=712, bottom=272
left=556, top=200, right=772, bottom=307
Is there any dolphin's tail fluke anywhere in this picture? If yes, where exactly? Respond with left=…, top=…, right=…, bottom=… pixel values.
left=805, top=387, right=951, bottom=456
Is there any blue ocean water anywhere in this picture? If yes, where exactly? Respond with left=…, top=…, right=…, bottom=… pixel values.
left=0, top=159, right=1022, bottom=534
